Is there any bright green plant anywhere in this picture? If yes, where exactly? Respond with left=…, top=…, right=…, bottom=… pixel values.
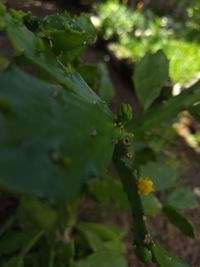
left=0, top=4, right=199, bottom=267
left=96, top=1, right=200, bottom=84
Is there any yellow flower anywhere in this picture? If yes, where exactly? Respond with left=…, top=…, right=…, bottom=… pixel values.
left=137, top=177, right=154, bottom=196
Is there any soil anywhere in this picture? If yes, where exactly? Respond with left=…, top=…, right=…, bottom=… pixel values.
left=1, top=1, right=200, bottom=266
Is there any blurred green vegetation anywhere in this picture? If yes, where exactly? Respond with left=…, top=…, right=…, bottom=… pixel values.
left=94, top=1, right=200, bottom=84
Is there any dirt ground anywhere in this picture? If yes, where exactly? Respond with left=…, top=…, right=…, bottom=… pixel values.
left=1, top=1, right=200, bottom=266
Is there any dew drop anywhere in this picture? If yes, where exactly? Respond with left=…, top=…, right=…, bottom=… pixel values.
left=92, top=100, right=97, bottom=105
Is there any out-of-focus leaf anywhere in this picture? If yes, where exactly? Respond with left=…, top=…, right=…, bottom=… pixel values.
left=77, top=63, right=98, bottom=89
left=87, top=176, right=131, bottom=213
left=73, top=250, right=128, bottom=267
left=151, top=244, right=191, bottom=267
left=140, top=162, right=178, bottom=190
left=19, top=196, right=57, bottom=231
left=163, top=206, right=195, bottom=238
left=0, top=231, right=25, bottom=255
left=133, top=50, right=169, bottom=110
left=141, top=194, right=162, bottom=217
left=76, top=222, right=125, bottom=253
left=98, top=62, right=115, bottom=103
left=164, top=187, right=198, bottom=210
left=2, top=257, right=24, bottom=267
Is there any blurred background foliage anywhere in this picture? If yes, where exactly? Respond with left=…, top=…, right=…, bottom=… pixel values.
left=81, top=0, right=200, bottom=84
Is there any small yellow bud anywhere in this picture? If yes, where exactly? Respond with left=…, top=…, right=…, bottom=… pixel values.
left=137, top=177, right=154, bottom=196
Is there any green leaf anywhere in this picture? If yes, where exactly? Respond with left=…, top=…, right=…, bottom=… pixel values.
left=0, top=231, right=25, bottom=255
left=130, top=80, right=200, bottom=134
left=151, top=244, right=191, bottom=267
left=163, top=206, right=195, bottom=238
left=19, top=196, right=57, bottom=231
left=77, top=63, right=98, bottom=89
left=87, top=176, right=131, bottom=213
left=0, top=67, right=117, bottom=201
left=0, top=55, right=9, bottom=71
left=140, top=162, right=178, bottom=190
left=73, top=250, right=128, bottom=267
left=134, top=50, right=169, bottom=110
left=5, top=15, right=105, bottom=107
left=76, top=222, right=125, bottom=253
left=98, top=62, right=115, bottom=103
left=141, top=194, right=162, bottom=217
left=42, top=14, right=96, bottom=52
left=164, top=187, right=198, bottom=210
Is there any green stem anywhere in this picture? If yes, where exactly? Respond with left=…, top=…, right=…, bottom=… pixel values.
left=113, top=141, right=149, bottom=245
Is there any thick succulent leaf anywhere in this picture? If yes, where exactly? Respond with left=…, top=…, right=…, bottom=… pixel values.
left=0, top=67, right=117, bottom=201
left=140, top=162, right=178, bottom=190
left=164, top=187, right=198, bottom=210
left=151, top=244, right=191, bottom=267
left=43, top=13, right=96, bottom=51
left=133, top=50, right=169, bottom=110
left=73, top=250, right=128, bottom=267
left=5, top=15, right=105, bottom=108
left=141, top=194, right=162, bottom=217
left=163, top=206, right=195, bottom=238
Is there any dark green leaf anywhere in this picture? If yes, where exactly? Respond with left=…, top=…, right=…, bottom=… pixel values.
left=19, top=196, right=57, bottom=230
left=163, top=206, right=195, bottom=238
left=0, top=231, right=25, bottom=255
left=73, top=250, right=128, bottom=267
left=98, top=62, right=115, bottom=103
left=0, top=67, right=117, bottom=201
left=76, top=222, right=125, bottom=253
left=77, top=63, right=98, bottom=89
left=134, top=50, right=169, bottom=110
left=141, top=194, right=162, bottom=217
left=164, top=187, right=198, bottom=210
left=151, top=244, right=191, bottom=267
left=140, top=162, right=178, bottom=190
left=87, top=176, right=131, bottom=213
